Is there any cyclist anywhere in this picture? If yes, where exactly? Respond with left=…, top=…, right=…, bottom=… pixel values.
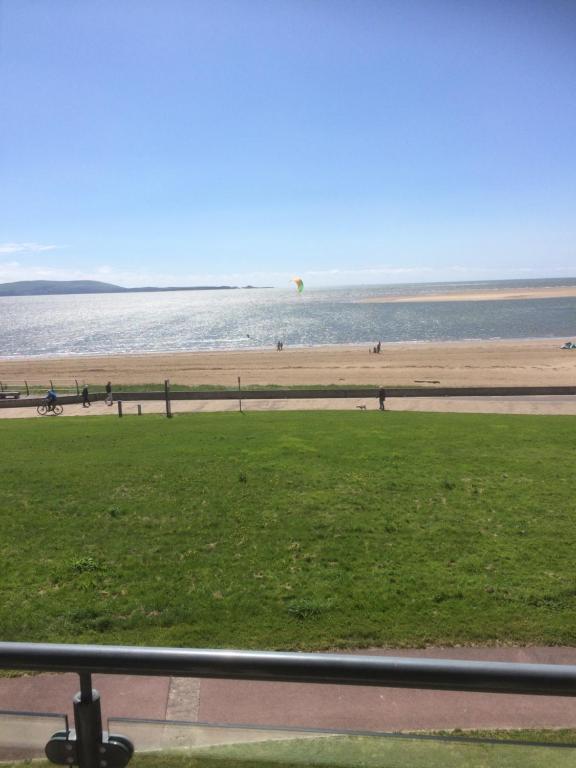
left=46, top=387, right=58, bottom=411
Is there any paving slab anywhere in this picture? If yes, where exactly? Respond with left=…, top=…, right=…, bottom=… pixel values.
left=0, top=673, right=170, bottom=723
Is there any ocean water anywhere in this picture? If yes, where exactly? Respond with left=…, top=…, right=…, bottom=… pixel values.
left=1, top=278, right=575, bottom=358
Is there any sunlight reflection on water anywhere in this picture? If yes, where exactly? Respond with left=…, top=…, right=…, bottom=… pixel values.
left=1, top=280, right=575, bottom=358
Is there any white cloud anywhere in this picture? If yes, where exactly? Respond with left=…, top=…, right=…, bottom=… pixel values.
left=0, top=242, right=59, bottom=255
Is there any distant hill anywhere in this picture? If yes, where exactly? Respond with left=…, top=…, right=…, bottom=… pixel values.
left=0, top=280, right=265, bottom=297
left=0, top=280, right=127, bottom=296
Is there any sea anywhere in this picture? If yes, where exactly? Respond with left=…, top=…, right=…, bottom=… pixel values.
left=1, top=278, right=575, bottom=359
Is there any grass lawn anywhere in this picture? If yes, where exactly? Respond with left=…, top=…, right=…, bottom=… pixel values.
left=21, top=383, right=384, bottom=395
left=5, top=732, right=576, bottom=768
left=0, top=411, right=575, bottom=649
left=125, top=732, right=576, bottom=768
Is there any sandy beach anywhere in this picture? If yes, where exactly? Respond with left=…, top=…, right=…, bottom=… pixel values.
left=1, top=338, right=575, bottom=389
left=0, top=339, right=575, bottom=418
left=359, top=286, right=576, bottom=303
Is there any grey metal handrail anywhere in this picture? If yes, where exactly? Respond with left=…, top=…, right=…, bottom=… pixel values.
left=2, top=641, right=576, bottom=768
left=2, top=641, right=576, bottom=697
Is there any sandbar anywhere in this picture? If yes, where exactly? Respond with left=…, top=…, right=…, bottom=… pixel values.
left=360, top=286, right=576, bottom=303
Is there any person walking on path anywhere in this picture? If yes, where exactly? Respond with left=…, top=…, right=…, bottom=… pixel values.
left=81, top=384, right=90, bottom=408
left=378, top=387, right=386, bottom=411
left=105, top=381, right=113, bottom=406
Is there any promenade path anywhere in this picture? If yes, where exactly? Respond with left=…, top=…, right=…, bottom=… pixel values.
left=2, top=648, right=576, bottom=731
left=1, top=395, right=576, bottom=418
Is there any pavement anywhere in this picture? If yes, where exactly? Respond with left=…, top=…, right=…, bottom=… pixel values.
left=2, top=647, right=576, bottom=732
left=1, top=395, right=576, bottom=419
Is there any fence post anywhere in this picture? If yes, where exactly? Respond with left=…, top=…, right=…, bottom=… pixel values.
left=117, top=401, right=123, bottom=418
left=137, top=404, right=142, bottom=416
left=24, top=381, right=29, bottom=396
left=164, top=379, right=172, bottom=418
left=238, top=376, right=242, bottom=413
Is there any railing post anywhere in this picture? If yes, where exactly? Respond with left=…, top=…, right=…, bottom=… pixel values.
left=74, top=673, right=102, bottom=768
left=164, top=379, right=172, bottom=418
left=117, top=401, right=123, bottom=418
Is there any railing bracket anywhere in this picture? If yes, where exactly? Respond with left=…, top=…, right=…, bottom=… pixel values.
left=46, top=730, right=133, bottom=768
left=45, top=675, right=133, bottom=768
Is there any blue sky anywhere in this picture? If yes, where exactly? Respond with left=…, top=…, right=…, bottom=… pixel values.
left=1, top=0, right=575, bottom=287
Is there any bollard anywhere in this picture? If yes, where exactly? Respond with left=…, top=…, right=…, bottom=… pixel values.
left=137, top=404, right=142, bottom=416
left=238, top=376, right=242, bottom=413
left=117, top=400, right=123, bottom=418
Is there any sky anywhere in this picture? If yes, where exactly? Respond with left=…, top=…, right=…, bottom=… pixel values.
left=1, top=0, right=575, bottom=287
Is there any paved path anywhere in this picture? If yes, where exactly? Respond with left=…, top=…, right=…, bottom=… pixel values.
left=1, top=396, right=576, bottom=419
left=2, top=648, right=576, bottom=732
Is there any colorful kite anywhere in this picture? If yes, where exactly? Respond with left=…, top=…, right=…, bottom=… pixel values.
left=293, top=277, right=304, bottom=293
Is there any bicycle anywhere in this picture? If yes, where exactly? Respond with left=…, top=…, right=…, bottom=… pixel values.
left=37, top=399, right=63, bottom=416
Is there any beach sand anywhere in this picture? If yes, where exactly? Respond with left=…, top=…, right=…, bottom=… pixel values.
left=360, top=286, right=576, bottom=303
left=1, top=339, right=575, bottom=389
left=0, top=338, right=575, bottom=418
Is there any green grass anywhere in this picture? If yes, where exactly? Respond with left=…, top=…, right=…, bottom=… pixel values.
left=127, top=733, right=576, bottom=768
left=87, top=383, right=384, bottom=393
left=0, top=411, right=575, bottom=648
left=5, top=732, right=576, bottom=768
left=9, top=383, right=385, bottom=395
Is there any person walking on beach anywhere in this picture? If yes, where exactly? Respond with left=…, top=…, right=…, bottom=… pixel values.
left=105, top=380, right=113, bottom=406
left=81, top=384, right=90, bottom=407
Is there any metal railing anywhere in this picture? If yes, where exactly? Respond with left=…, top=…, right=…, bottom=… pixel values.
left=1, top=641, right=576, bottom=767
